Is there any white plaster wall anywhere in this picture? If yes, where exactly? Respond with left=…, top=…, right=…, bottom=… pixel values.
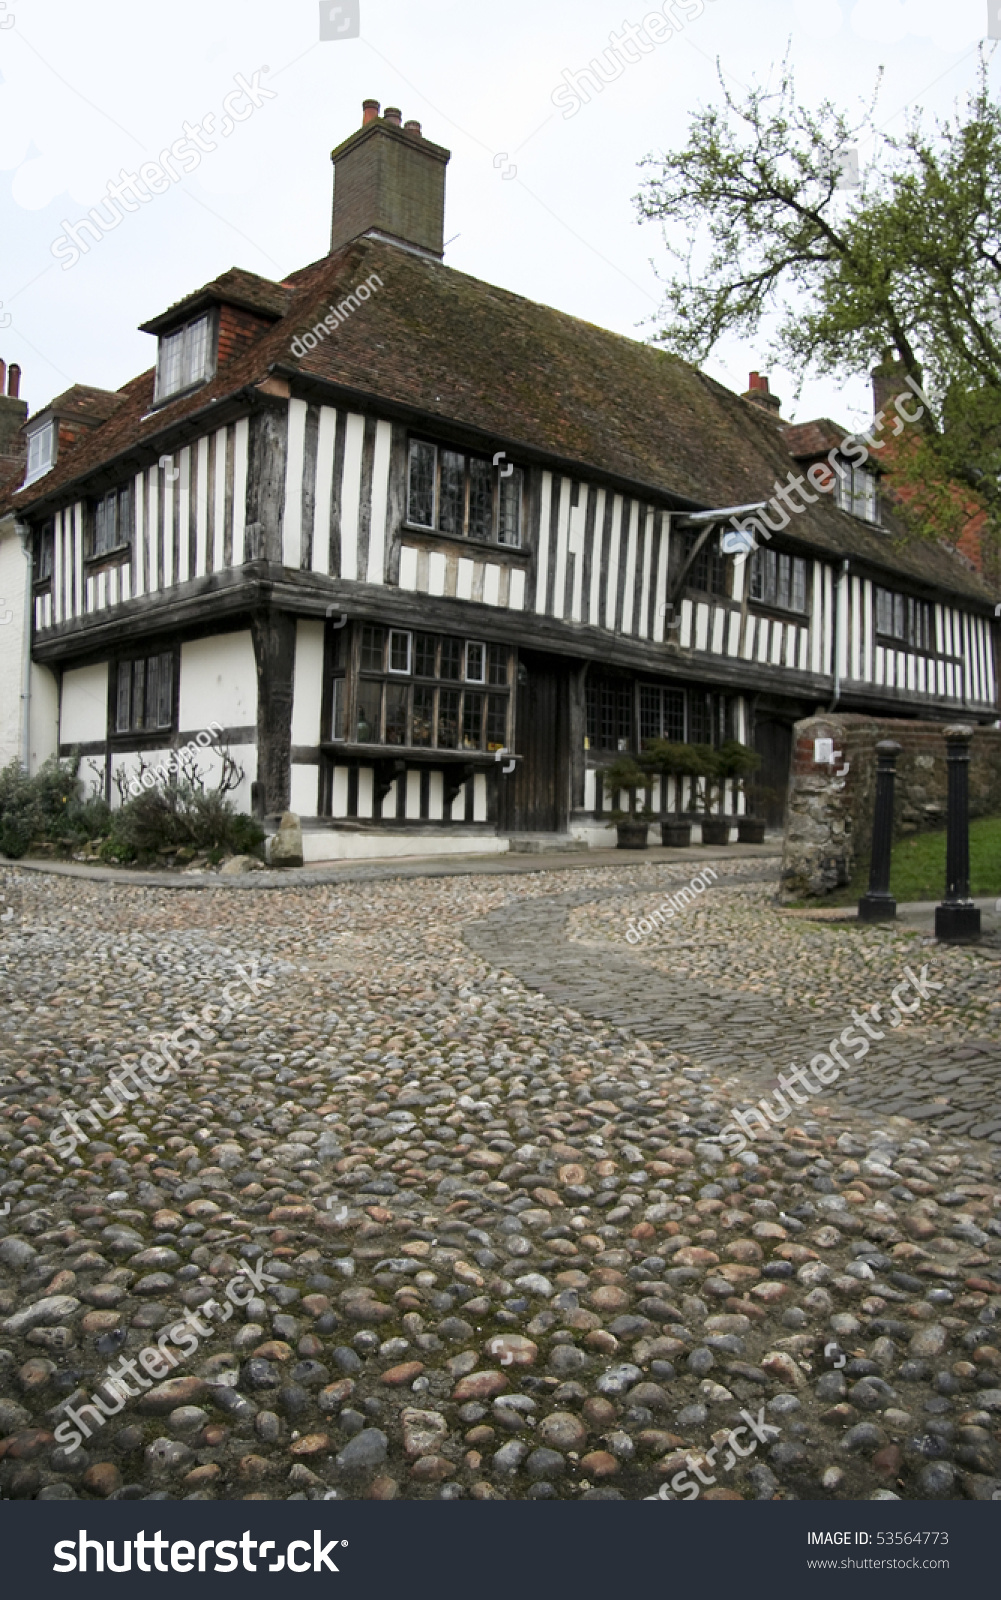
left=28, top=662, right=59, bottom=773
left=178, top=631, right=257, bottom=732
left=0, top=519, right=28, bottom=768
left=291, top=620, right=324, bottom=745
left=61, top=662, right=108, bottom=745
left=290, top=762, right=319, bottom=817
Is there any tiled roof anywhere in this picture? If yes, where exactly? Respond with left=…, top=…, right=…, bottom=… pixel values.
left=138, top=267, right=294, bottom=334
left=30, top=384, right=125, bottom=425
left=5, top=237, right=994, bottom=607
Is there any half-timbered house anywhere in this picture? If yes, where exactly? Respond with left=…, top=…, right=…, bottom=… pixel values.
left=4, top=100, right=998, bottom=859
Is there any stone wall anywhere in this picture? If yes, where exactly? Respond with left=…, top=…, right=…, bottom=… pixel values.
left=781, top=714, right=1001, bottom=899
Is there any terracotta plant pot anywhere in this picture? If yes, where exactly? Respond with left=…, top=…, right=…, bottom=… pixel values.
left=660, top=819, right=692, bottom=848
left=616, top=821, right=650, bottom=850
left=699, top=817, right=731, bottom=846
left=737, top=817, right=766, bottom=844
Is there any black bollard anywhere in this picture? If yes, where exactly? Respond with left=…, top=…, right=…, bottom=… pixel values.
left=935, top=724, right=981, bottom=943
left=858, top=740, right=901, bottom=922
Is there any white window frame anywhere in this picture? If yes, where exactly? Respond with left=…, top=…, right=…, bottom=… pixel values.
left=25, top=421, right=55, bottom=485
left=388, top=629, right=412, bottom=674
left=465, top=640, right=486, bottom=683
left=154, top=313, right=214, bottom=403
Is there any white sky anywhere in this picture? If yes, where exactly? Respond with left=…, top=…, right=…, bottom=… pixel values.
left=0, top=0, right=997, bottom=439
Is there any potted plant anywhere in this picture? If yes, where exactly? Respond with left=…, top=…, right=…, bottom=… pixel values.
left=643, top=739, right=701, bottom=846
left=601, top=756, right=652, bottom=849
left=694, top=746, right=732, bottom=846
left=717, top=740, right=765, bottom=843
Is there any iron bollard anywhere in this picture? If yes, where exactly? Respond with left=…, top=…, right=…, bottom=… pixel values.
left=858, top=740, right=901, bottom=922
left=935, top=724, right=981, bottom=943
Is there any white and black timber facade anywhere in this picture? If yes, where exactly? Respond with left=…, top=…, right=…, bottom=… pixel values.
left=4, top=100, right=998, bottom=861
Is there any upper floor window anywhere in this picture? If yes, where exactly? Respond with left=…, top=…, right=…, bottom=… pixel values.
left=834, top=464, right=879, bottom=524
left=25, top=421, right=55, bottom=485
left=876, top=588, right=933, bottom=652
left=33, top=521, right=54, bottom=585
left=677, top=528, right=728, bottom=598
left=91, top=486, right=133, bottom=558
left=155, top=313, right=213, bottom=403
left=750, top=548, right=807, bottom=612
left=407, top=439, right=523, bottom=548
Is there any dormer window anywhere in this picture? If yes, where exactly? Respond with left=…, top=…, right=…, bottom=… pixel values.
left=154, top=313, right=214, bottom=403
left=834, top=463, right=879, bottom=524
left=25, top=420, right=55, bottom=485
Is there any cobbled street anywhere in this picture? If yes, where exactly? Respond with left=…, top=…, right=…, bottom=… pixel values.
left=1, top=856, right=1000, bottom=1504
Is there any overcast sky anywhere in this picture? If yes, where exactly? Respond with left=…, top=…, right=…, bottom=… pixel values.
left=1, top=0, right=997, bottom=443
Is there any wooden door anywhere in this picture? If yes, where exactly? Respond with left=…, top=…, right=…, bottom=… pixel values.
left=753, top=718, right=793, bottom=827
left=500, top=651, right=569, bottom=833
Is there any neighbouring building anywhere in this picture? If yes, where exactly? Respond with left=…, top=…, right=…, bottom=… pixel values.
left=1, top=101, right=997, bottom=860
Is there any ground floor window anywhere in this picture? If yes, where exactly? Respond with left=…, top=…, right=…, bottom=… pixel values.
left=115, top=652, right=173, bottom=733
left=330, top=622, right=511, bottom=752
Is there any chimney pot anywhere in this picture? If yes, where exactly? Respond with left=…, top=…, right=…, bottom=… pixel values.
left=383, top=106, right=402, bottom=126
left=748, top=370, right=769, bottom=393
left=362, top=98, right=380, bottom=124
left=0, top=361, right=5, bottom=395
left=404, top=119, right=422, bottom=137
left=8, top=362, right=20, bottom=398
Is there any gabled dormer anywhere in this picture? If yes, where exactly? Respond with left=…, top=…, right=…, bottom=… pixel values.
left=139, top=267, right=292, bottom=408
left=22, top=383, right=124, bottom=486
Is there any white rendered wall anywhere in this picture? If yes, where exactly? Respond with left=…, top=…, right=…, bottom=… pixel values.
left=0, top=519, right=28, bottom=768
left=291, top=620, right=324, bottom=745
left=28, top=662, right=58, bottom=773
left=178, top=631, right=257, bottom=731
left=60, top=662, right=108, bottom=745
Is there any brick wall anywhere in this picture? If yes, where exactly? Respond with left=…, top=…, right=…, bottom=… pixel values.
left=781, top=714, right=1001, bottom=899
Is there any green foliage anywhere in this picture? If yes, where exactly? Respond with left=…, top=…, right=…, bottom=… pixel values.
left=635, top=54, right=1001, bottom=557
left=816, top=814, right=1001, bottom=906
left=0, top=749, right=263, bottom=866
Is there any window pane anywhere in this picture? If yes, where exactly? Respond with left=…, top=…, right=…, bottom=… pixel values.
left=331, top=678, right=346, bottom=740
left=440, top=637, right=462, bottom=680
left=132, top=659, right=146, bottom=731
left=498, top=468, right=523, bottom=547
left=159, top=329, right=184, bottom=397
left=385, top=683, right=408, bottom=745
left=408, top=441, right=436, bottom=528
left=486, top=694, right=507, bottom=751
left=361, top=624, right=385, bottom=671
left=438, top=688, right=459, bottom=748
left=39, top=525, right=54, bottom=579
left=183, top=316, right=209, bottom=387
left=438, top=449, right=465, bottom=536
left=145, top=655, right=160, bottom=730
left=777, top=554, right=791, bottom=610
left=749, top=549, right=763, bottom=601
left=640, top=685, right=660, bottom=743
left=487, top=644, right=507, bottom=686
left=116, top=662, right=131, bottom=733
left=468, top=457, right=493, bottom=541
left=664, top=688, right=685, bottom=741
left=412, top=686, right=434, bottom=746
left=791, top=557, right=806, bottom=613
left=156, top=653, right=173, bottom=728
left=356, top=681, right=382, bottom=743
left=462, top=691, right=484, bottom=750
left=465, top=641, right=485, bottom=682
left=118, top=487, right=133, bottom=545
left=877, top=588, right=892, bottom=634
left=414, top=633, right=437, bottom=677
left=94, top=496, right=107, bottom=555
left=893, top=595, right=905, bottom=639
left=389, top=630, right=411, bottom=674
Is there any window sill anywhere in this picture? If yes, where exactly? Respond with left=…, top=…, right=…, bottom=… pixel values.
left=323, top=742, right=500, bottom=763
left=401, top=524, right=529, bottom=559
left=142, top=375, right=212, bottom=416
left=85, top=545, right=132, bottom=573
left=748, top=603, right=809, bottom=623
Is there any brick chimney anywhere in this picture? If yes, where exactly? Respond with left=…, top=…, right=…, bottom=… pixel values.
left=329, top=99, right=451, bottom=260
left=0, top=359, right=27, bottom=466
left=871, top=348, right=912, bottom=418
left=741, top=370, right=783, bottom=419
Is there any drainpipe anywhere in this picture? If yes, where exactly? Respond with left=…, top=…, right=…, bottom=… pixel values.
left=828, top=558, right=850, bottom=713
left=17, top=520, right=31, bottom=770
